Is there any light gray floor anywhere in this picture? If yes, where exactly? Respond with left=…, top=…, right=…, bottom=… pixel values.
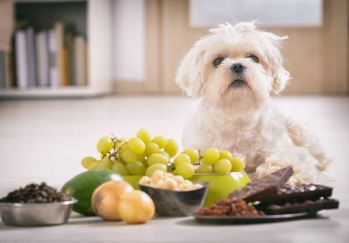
left=0, top=95, right=348, bottom=243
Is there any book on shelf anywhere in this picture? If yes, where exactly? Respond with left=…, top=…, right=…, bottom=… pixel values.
left=15, top=30, right=28, bottom=89
left=36, top=31, right=50, bottom=87
left=0, top=0, right=14, bottom=89
left=48, top=29, right=58, bottom=87
left=55, top=22, right=66, bottom=87
left=0, top=52, right=5, bottom=89
left=0, top=51, right=13, bottom=89
left=0, top=0, right=13, bottom=52
left=26, top=27, right=37, bottom=88
left=74, top=35, right=88, bottom=86
left=66, top=32, right=74, bottom=86
left=14, top=27, right=39, bottom=89
left=3, top=21, right=89, bottom=90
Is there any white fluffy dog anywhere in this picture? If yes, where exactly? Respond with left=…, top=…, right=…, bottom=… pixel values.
left=176, top=22, right=330, bottom=184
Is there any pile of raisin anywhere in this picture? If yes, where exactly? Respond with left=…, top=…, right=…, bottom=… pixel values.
left=0, top=182, right=71, bottom=203
left=196, top=198, right=264, bottom=217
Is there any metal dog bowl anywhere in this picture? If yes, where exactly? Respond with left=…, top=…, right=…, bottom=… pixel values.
left=0, top=199, right=76, bottom=226
left=139, top=183, right=209, bottom=217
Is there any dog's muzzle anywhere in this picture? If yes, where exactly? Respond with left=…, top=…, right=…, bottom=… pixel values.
left=229, top=63, right=247, bottom=88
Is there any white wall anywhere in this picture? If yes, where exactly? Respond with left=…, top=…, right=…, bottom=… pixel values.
left=112, top=0, right=145, bottom=82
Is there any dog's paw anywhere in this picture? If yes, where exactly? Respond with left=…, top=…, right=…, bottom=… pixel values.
left=314, top=152, right=332, bottom=171
left=256, top=152, right=317, bottom=184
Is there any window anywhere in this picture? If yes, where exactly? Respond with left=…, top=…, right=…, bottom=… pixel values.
left=190, top=0, right=322, bottom=27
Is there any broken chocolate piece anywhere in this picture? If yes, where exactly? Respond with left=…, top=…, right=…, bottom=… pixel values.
left=262, top=198, right=339, bottom=215
left=260, top=184, right=333, bottom=205
left=229, top=166, right=293, bottom=202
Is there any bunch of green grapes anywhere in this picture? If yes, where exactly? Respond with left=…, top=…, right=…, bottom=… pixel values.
left=81, top=129, right=180, bottom=177
left=81, top=129, right=246, bottom=180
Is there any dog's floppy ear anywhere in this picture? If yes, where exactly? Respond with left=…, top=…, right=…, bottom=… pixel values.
left=263, top=32, right=291, bottom=94
left=175, top=43, right=206, bottom=97
left=272, top=66, right=290, bottom=94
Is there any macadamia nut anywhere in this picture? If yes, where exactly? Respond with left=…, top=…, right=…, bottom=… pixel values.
left=139, top=171, right=202, bottom=191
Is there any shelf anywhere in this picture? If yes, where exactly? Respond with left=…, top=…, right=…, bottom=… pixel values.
left=0, top=0, right=113, bottom=99
left=0, top=86, right=111, bottom=98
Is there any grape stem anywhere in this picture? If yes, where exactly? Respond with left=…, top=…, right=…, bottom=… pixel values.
left=101, top=136, right=129, bottom=162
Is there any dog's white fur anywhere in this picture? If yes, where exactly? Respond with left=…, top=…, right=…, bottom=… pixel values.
left=176, top=22, right=330, bottom=184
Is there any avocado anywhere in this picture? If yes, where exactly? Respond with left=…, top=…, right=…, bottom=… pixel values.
left=62, top=169, right=122, bottom=216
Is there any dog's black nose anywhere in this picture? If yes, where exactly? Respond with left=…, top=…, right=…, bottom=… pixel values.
left=230, top=63, right=246, bottom=75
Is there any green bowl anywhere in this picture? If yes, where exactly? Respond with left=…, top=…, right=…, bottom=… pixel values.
left=190, top=171, right=250, bottom=206
left=122, top=175, right=143, bottom=189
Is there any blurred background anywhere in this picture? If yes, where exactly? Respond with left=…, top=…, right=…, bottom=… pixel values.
left=0, top=0, right=348, bottom=193
left=0, top=0, right=348, bottom=96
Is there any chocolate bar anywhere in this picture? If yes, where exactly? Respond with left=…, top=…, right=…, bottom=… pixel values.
left=262, top=198, right=339, bottom=215
left=229, top=166, right=293, bottom=202
left=259, top=184, right=333, bottom=205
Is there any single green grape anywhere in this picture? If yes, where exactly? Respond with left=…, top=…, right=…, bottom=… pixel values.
left=95, top=158, right=113, bottom=170
left=147, top=153, right=169, bottom=165
left=176, top=162, right=195, bottom=179
left=81, top=156, right=97, bottom=169
left=214, top=159, right=232, bottom=174
left=145, top=142, right=160, bottom=156
left=141, top=159, right=149, bottom=169
left=152, top=136, right=167, bottom=148
left=101, top=158, right=113, bottom=170
left=202, top=147, right=220, bottom=165
left=230, top=156, right=245, bottom=172
left=182, top=148, right=200, bottom=163
left=96, top=136, right=114, bottom=154
left=90, top=160, right=104, bottom=170
left=197, top=163, right=213, bottom=173
left=145, top=163, right=167, bottom=177
left=87, top=161, right=99, bottom=170
left=127, top=137, right=146, bottom=155
left=219, top=150, right=233, bottom=160
left=158, top=150, right=170, bottom=159
left=164, top=139, right=179, bottom=157
left=137, top=154, right=147, bottom=163
left=174, top=154, right=191, bottom=167
left=137, top=128, right=152, bottom=144
left=112, top=161, right=129, bottom=175
left=120, top=150, right=138, bottom=163
left=127, top=161, right=145, bottom=175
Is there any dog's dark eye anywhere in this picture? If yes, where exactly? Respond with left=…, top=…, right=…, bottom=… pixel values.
left=247, top=55, right=259, bottom=63
left=213, top=57, right=224, bottom=67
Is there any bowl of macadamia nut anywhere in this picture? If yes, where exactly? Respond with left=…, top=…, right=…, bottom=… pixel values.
left=138, top=171, right=208, bottom=217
